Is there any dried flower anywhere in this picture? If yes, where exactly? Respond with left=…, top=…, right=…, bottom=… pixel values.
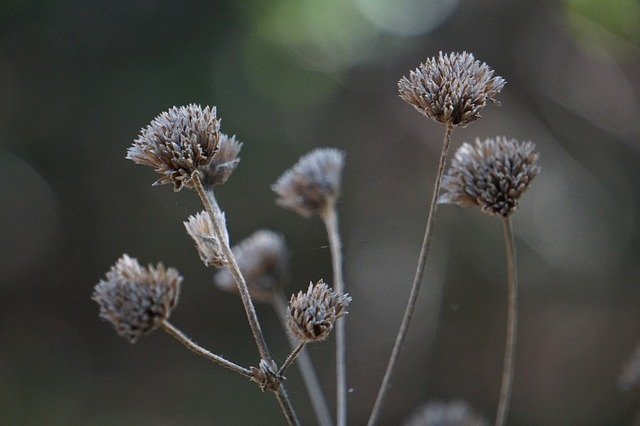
left=92, top=254, right=182, bottom=343
left=184, top=210, right=229, bottom=268
left=127, top=104, right=221, bottom=191
left=404, top=400, right=488, bottom=426
left=200, top=133, right=243, bottom=187
left=287, top=280, right=351, bottom=343
left=214, top=230, right=288, bottom=302
left=618, top=343, right=640, bottom=392
left=438, top=137, right=540, bottom=217
left=272, top=148, right=345, bottom=218
left=398, top=51, right=505, bottom=127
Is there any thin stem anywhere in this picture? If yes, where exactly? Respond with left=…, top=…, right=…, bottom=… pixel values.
left=368, top=122, right=454, bottom=426
left=191, top=174, right=299, bottom=425
left=279, top=342, right=306, bottom=376
left=274, top=291, right=334, bottom=426
left=495, top=216, right=518, bottom=426
left=321, top=206, right=347, bottom=426
left=161, top=320, right=253, bottom=379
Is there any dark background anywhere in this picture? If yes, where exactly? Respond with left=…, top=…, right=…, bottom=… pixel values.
left=1, top=0, right=640, bottom=424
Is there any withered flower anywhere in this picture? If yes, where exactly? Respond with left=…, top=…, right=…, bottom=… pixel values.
left=200, top=132, right=243, bottom=187
left=438, top=137, right=540, bottom=217
left=184, top=210, right=229, bottom=268
left=92, top=254, right=182, bottom=343
left=214, top=230, right=288, bottom=302
left=287, top=280, right=351, bottom=343
left=398, top=51, right=505, bottom=127
left=272, top=148, right=345, bottom=217
left=127, top=104, right=221, bottom=191
left=404, top=400, right=488, bottom=426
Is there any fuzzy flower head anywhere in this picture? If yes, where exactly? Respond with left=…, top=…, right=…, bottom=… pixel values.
left=287, top=280, right=351, bottom=343
left=127, top=104, right=221, bottom=191
left=92, top=255, right=182, bottom=343
left=184, top=210, right=229, bottom=268
left=404, top=400, right=488, bottom=426
left=272, top=148, right=345, bottom=218
left=438, top=137, right=540, bottom=217
left=214, top=230, right=288, bottom=302
left=200, top=133, right=243, bottom=187
left=398, top=52, right=505, bottom=127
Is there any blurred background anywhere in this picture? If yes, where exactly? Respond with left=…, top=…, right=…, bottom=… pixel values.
left=1, top=0, right=639, bottom=424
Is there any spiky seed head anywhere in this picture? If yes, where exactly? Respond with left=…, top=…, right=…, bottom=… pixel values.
left=438, top=136, right=540, bottom=217
left=92, top=254, right=182, bottom=343
left=183, top=210, right=229, bottom=268
left=127, top=104, right=221, bottom=191
left=272, top=148, right=345, bottom=218
left=618, top=344, right=640, bottom=392
left=287, top=279, right=351, bottom=343
left=200, top=133, right=243, bottom=187
left=404, top=400, right=488, bottom=426
left=214, top=230, right=288, bottom=302
left=398, top=51, right=505, bottom=127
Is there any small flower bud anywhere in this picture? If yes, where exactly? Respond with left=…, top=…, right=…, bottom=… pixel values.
left=199, top=133, right=243, bottom=187
left=272, top=148, right=345, bottom=218
left=92, top=254, right=182, bottom=343
left=398, top=51, right=505, bottom=127
left=214, top=230, right=288, bottom=302
left=438, top=137, right=540, bottom=217
left=127, top=104, right=221, bottom=191
left=184, top=210, right=229, bottom=268
left=287, top=280, right=351, bottom=343
left=404, top=400, right=488, bottom=426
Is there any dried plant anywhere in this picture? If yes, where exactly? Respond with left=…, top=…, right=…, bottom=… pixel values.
left=404, top=400, right=488, bottom=426
left=200, top=132, right=243, bottom=187
left=184, top=210, right=229, bottom=268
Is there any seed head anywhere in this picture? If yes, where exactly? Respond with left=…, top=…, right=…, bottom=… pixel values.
left=214, top=230, right=288, bottom=302
left=438, top=137, right=540, bottom=217
left=287, top=280, right=351, bottom=343
left=618, top=343, right=640, bottom=392
left=127, top=104, right=221, bottom=191
left=404, top=400, right=488, bottom=426
left=200, top=133, right=243, bottom=187
left=184, top=210, right=229, bottom=268
left=398, top=51, right=505, bottom=127
left=92, top=254, right=182, bottom=343
left=272, top=148, right=345, bottom=218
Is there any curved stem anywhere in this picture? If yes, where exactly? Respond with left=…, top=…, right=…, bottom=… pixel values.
left=321, top=206, right=347, bottom=426
left=495, top=216, right=518, bottom=426
left=368, top=123, right=453, bottom=426
left=279, top=342, right=306, bottom=376
left=161, top=320, right=253, bottom=379
left=273, top=292, right=334, bottom=426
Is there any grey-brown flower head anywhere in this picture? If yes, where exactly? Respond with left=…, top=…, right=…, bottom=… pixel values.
left=200, top=133, right=243, bottom=187
left=92, top=254, right=182, bottom=343
left=214, top=230, right=288, bottom=302
left=184, top=210, right=229, bottom=268
left=398, top=51, right=505, bottom=127
left=438, top=137, right=540, bottom=217
left=127, top=104, right=221, bottom=191
left=404, top=400, right=488, bottom=426
left=287, top=280, right=351, bottom=343
left=618, top=343, right=640, bottom=392
left=272, top=148, right=345, bottom=218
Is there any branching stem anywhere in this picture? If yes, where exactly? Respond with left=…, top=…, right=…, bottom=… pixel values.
left=279, top=342, right=306, bottom=376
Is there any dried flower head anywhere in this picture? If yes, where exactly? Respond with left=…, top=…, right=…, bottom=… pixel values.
left=404, top=400, right=488, bottom=426
left=214, top=230, right=288, bottom=302
left=287, top=280, right=351, bottom=343
left=272, top=148, right=345, bottom=218
left=127, top=104, right=221, bottom=191
left=438, top=137, right=540, bottom=217
left=200, top=133, right=243, bottom=187
left=92, top=254, right=182, bottom=343
left=398, top=51, right=505, bottom=127
left=618, top=343, right=640, bottom=392
left=184, top=210, right=229, bottom=268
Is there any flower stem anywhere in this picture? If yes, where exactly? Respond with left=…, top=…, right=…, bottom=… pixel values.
left=321, top=206, right=347, bottom=426
left=161, top=320, right=253, bottom=379
left=191, top=174, right=299, bottom=426
left=367, top=122, right=453, bottom=426
left=273, top=291, right=334, bottom=426
left=278, top=342, right=306, bottom=376
left=495, top=216, right=518, bottom=426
